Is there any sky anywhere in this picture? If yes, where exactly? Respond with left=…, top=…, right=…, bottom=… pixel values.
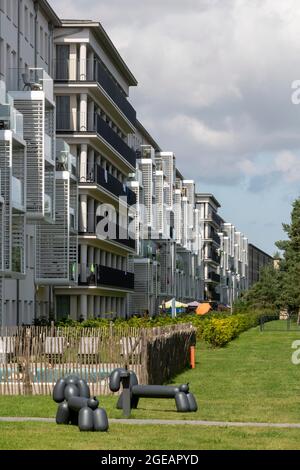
left=49, top=0, right=300, bottom=254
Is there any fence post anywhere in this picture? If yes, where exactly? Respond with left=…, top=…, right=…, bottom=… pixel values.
left=260, top=316, right=264, bottom=332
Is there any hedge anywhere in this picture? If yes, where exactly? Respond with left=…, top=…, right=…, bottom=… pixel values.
left=37, top=308, right=277, bottom=348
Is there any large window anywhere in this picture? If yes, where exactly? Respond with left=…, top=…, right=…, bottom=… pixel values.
left=56, top=96, right=70, bottom=131
left=56, top=45, right=70, bottom=80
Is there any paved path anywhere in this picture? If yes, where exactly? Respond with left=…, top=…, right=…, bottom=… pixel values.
left=2, top=417, right=300, bottom=429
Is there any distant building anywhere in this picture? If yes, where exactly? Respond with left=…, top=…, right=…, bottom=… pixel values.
left=248, top=244, right=273, bottom=288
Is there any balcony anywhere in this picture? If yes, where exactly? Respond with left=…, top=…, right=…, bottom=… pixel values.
left=54, top=58, right=136, bottom=126
left=11, top=176, right=24, bottom=209
left=44, top=133, right=54, bottom=165
left=205, top=251, right=220, bottom=264
left=206, top=211, right=222, bottom=227
left=83, top=164, right=136, bottom=206
left=9, top=68, right=54, bottom=104
left=212, top=231, right=221, bottom=245
left=207, top=271, right=221, bottom=283
left=78, top=264, right=134, bottom=290
left=44, top=194, right=52, bottom=217
left=56, top=112, right=136, bottom=168
left=0, top=103, right=23, bottom=140
left=94, top=114, right=136, bottom=167
left=80, top=216, right=136, bottom=251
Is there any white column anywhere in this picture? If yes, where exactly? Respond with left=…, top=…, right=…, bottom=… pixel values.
left=80, top=144, right=87, bottom=181
left=70, top=95, right=77, bottom=131
left=112, top=297, right=117, bottom=316
left=88, top=246, right=94, bottom=265
left=79, top=194, right=87, bottom=232
left=69, top=44, right=77, bottom=80
left=80, top=93, right=87, bottom=131
left=100, top=297, right=106, bottom=317
left=80, top=244, right=87, bottom=283
left=88, top=198, right=95, bottom=233
left=79, top=43, right=87, bottom=80
left=87, top=148, right=95, bottom=180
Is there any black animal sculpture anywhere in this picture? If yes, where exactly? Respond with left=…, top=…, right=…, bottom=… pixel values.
left=53, top=375, right=109, bottom=432
left=109, top=368, right=198, bottom=418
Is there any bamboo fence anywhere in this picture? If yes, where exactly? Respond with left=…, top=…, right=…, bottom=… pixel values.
left=0, top=323, right=196, bottom=395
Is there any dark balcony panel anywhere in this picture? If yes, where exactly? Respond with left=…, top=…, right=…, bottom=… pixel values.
left=92, top=216, right=136, bottom=251
left=85, top=164, right=136, bottom=206
left=208, top=272, right=221, bottom=283
left=212, top=231, right=221, bottom=245
left=95, top=115, right=136, bottom=168
left=96, top=265, right=134, bottom=289
left=78, top=264, right=134, bottom=290
left=94, top=60, right=136, bottom=126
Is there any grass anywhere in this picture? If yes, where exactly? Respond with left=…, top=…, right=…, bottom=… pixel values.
left=1, top=320, right=300, bottom=449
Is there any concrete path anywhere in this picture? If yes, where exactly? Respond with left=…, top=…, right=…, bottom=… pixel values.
left=2, top=417, right=300, bottom=429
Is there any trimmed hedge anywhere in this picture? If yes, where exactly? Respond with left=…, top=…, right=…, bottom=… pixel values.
left=44, top=308, right=277, bottom=348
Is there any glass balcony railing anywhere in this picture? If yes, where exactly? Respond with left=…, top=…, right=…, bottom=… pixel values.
left=82, top=164, right=136, bottom=206
left=56, top=112, right=136, bottom=168
left=44, top=133, right=54, bottom=164
left=0, top=104, right=24, bottom=140
left=44, top=194, right=52, bottom=216
left=8, top=67, right=54, bottom=103
left=12, top=176, right=23, bottom=208
left=54, top=58, right=136, bottom=126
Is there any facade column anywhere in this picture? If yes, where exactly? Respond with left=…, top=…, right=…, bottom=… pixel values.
left=80, top=93, right=88, bottom=131
left=80, top=244, right=87, bottom=283
left=80, top=143, right=87, bottom=182
left=70, top=95, right=77, bottom=131
left=100, top=297, right=106, bottom=317
left=87, top=148, right=95, bottom=181
left=69, top=44, right=77, bottom=80
left=79, top=43, right=87, bottom=80
left=79, top=194, right=87, bottom=232
left=88, top=198, right=95, bottom=233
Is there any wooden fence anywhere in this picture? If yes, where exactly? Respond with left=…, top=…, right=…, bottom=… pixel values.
left=0, top=323, right=196, bottom=395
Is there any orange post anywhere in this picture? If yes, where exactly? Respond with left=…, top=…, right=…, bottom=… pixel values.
left=190, top=346, right=196, bottom=369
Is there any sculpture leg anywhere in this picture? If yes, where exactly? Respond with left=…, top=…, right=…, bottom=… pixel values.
left=93, top=408, right=109, bottom=432
left=175, top=392, right=190, bottom=412
left=186, top=393, right=198, bottom=412
left=56, top=402, right=70, bottom=424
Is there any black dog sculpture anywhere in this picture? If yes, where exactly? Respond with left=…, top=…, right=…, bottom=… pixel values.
left=109, top=368, right=198, bottom=418
left=53, top=375, right=109, bottom=432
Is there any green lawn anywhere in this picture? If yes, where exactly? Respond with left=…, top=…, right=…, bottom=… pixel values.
left=1, top=321, right=300, bottom=449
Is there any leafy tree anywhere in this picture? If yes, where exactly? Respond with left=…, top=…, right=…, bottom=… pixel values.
left=240, top=264, right=282, bottom=310
left=276, top=198, right=300, bottom=313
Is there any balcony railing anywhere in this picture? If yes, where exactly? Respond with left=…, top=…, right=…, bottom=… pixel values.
left=207, top=271, right=221, bottom=283
left=56, top=112, right=136, bottom=168
left=54, top=58, right=136, bottom=126
left=78, top=264, right=134, bottom=290
left=205, top=251, right=220, bottom=264
left=8, top=67, right=54, bottom=103
left=82, top=164, right=136, bottom=206
left=80, top=216, right=136, bottom=251
left=0, top=103, right=24, bottom=139
left=212, top=231, right=221, bottom=245
left=12, top=176, right=23, bottom=208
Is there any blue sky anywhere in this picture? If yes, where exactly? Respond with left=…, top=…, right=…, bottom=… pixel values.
left=50, top=0, right=300, bottom=254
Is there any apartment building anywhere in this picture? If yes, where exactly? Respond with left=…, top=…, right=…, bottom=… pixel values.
left=53, top=20, right=138, bottom=319
left=219, top=223, right=248, bottom=305
left=248, top=243, right=273, bottom=288
left=196, top=194, right=222, bottom=302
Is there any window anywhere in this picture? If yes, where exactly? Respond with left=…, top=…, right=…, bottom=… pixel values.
left=56, top=45, right=70, bottom=80
left=56, top=96, right=70, bottom=130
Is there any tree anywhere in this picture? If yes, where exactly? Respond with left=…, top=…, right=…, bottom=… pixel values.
left=241, top=263, right=282, bottom=310
left=276, top=198, right=300, bottom=313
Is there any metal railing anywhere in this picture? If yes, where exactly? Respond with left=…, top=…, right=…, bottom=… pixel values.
left=82, top=164, right=136, bottom=206
left=78, top=264, right=134, bottom=289
left=56, top=112, right=136, bottom=168
left=54, top=58, right=136, bottom=126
